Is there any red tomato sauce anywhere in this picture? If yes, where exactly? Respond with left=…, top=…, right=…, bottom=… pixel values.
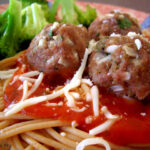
left=4, top=55, right=150, bottom=146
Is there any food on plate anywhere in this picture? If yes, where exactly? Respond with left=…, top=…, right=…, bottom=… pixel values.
left=88, top=11, right=141, bottom=40
left=0, top=0, right=50, bottom=59
left=26, top=23, right=89, bottom=80
left=88, top=34, right=150, bottom=100
left=0, top=0, right=96, bottom=60
left=0, top=0, right=150, bottom=150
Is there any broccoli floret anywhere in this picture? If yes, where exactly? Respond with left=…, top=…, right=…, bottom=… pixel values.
left=21, top=3, right=48, bottom=41
left=0, top=0, right=22, bottom=58
left=60, top=0, right=79, bottom=25
left=49, top=0, right=97, bottom=26
left=20, top=0, right=51, bottom=22
left=0, top=0, right=51, bottom=59
left=74, top=4, right=97, bottom=27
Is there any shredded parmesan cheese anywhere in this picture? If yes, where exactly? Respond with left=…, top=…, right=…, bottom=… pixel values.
left=89, top=120, right=116, bottom=136
left=105, top=45, right=120, bottom=53
left=5, top=48, right=92, bottom=116
left=0, top=68, right=18, bottom=79
left=106, top=13, right=114, bottom=17
left=20, top=71, right=40, bottom=77
left=71, top=107, right=87, bottom=112
left=19, top=76, right=36, bottom=82
left=26, top=72, right=44, bottom=98
left=97, top=56, right=111, bottom=64
left=77, top=24, right=83, bottom=27
left=76, top=137, right=111, bottom=150
left=110, top=85, right=124, bottom=92
left=60, top=132, right=66, bottom=137
left=70, top=92, right=80, bottom=99
left=81, top=84, right=91, bottom=101
left=81, top=79, right=93, bottom=86
left=21, top=80, right=29, bottom=101
left=101, top=106, right=119, bottom=119
left=127, top=32, right=137, bottom=39
left=85, top=116, right=93, bottom=124
left=71, top=121, right=78, bottom=128
left=110, top=33, right=121, bottom=37
left=134, top=39, right=142, bottom=50
left=91, top=86, right=99, bottom=117
left=50, top=22, right=59, bottom=31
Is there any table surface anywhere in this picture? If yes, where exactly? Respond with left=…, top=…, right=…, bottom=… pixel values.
left=0, top=0, right=149, bottom=13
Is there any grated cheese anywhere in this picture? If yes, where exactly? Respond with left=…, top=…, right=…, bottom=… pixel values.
left=77, top=24, right=83, bottom=27
left=134, top=39, right=142, bottom=50
left=0, top=68, right=18, bottom=79
left=19, top=76, right=36, bottom=82
left=26, top=72, right=44, bottom=98
left=89, top=120, right=116, bottom=136
left=110, top=85, right=124, bottom=92
left=70, top=92, right=80, bottom=99
left=140, top=112, right=146, bottom=116
left=76, top=137, right=111, bottom=150
left=65, top=92, right=76, bottom=107
left=127, top=32, right=137, bottom=39
left=105, top=45, right=120, bottom=53
left=45, top=101, right=63, bottom=106
left=38, top=39, right=46, bottom=47
left=5, top=48, right=92, bottom=116
left=18, top=85, right=23, bottom=90
left=21, top=80, right=29, bottom=101
left=60, top=132, right=66, bottom=137
left=81, top=84, right=91, bottom=102
left=50, top=22, right=59, bottom=31
left=81, top=79, right=93, bottom=86
left=106, top=13, right=114, bottom=17
left=97, top=55, right=111, bottom=64
left=101, top=106, right=119, bottom=119
left=85, top=116, right=93, bottom=124
left=71, top=107, right=87, bottom=112
left=20, top=71, right=40, bottom=77
left=91, top=86, right=99, bottom=117
left=21, top=64, right=26, bottom=72
left=71, top=121, right=78, bottom=128
left=110, top=33, right=121, bottom=37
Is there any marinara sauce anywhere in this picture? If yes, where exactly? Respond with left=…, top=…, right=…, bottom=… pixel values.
left=4, top=55, right=150, bottom=146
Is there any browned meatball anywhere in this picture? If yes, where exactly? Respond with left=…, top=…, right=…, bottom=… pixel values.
left=26, top=23, right=89, bottom=79
left=88, top=34, right=150, bottom=100
left=88, top=11, right=141, bottom=41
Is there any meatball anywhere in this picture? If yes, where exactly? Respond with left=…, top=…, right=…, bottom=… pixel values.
left=88, top=11, right=141, bottom=41
left=88, top=33, right=150, bottom=100
left=26, top=22, right=89, bottom=79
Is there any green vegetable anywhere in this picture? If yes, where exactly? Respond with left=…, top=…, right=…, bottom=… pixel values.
left=0, top=0, right=50, bottom=59
left=60, top=0, right=79, bottom=24
left=0, top=0, right=21, bottom=58
left=50, top=0, right=97, bottom=26
left=49, top=29, right=53, bottom=37
left=74, top=4, right=97, bottom=27
left=20, top=0, right=51, bottom=22
left=0, top=0, right=97, bottom=59
left=49, top=0, right=61, bottom=23
left=21, top=3, right=48, bottom=41
left=0, top=10, right=9, bottom=37
left=117, top=17, right=132, bottom=29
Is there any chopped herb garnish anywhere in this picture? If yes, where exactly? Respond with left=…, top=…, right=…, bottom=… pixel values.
left=105, top=52, right=110, bottom=56
left=49, top=29, right=53, bottom=37
left=96, top=32, right=100, bottom=37
left=117, top=17, right=132, bottom=29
